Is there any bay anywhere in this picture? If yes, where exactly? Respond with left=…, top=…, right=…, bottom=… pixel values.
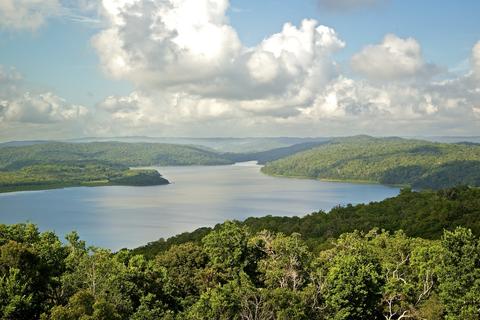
left=0, top=162, right=399, bottom=250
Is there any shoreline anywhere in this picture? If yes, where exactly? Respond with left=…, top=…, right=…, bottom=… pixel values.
left=260, top=171, right=408, bottom=188
left=0, top=180, right=170, bottom=194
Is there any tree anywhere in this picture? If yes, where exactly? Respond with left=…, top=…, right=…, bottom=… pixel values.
left=202, top=221, right=250, bottom=285
left=186, top=279, right=245, bottom=320
left=317, top=232, right=384, bottom=320
left=252, top=231, right=311, bottom=291
left=130, top=293, right=174, bottom=320
left=367, top=230, right=440, bottom=319
left=156, top=242, right=207, bottom=310
left=0, top=268, right=34, bottom=320
left=438, top=227, right=480, bottom=319
left=323, top=253, right=383, bottom=320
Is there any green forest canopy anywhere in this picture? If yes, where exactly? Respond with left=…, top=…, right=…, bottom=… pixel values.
left=261, top=135, right=480, bottom=189
left=0, top=142, right=233, bottom=169
left=1, top=219, right=479, bottom=318
left=0, top=142, right=233, bottom=192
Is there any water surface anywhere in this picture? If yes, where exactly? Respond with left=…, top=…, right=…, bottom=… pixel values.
left=0, top=162, right=399, bottom=250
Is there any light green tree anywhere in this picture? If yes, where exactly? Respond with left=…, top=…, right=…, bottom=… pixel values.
left=438, top=227, right=480, bottom=320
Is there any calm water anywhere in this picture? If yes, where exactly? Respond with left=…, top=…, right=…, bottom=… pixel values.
left=0, top=162, right=399, bottom=250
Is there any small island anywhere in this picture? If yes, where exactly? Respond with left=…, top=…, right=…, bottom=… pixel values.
left=0, top=162, right=169, bottom=193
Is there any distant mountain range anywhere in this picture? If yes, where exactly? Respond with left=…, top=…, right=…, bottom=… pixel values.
left=2, top=135, right=480, bottom=152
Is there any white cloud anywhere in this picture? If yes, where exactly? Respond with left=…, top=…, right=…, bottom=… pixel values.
left=93, top=0, right=242, bottom=86
left=90, top=71, right=480, bottom=137
left=85, top=1, right=479, bottom=137
left=92, top=0, right=344, bottom=103
left=1, top=92, right=88, bottom=124
left=351, top=34, right=429, bottom=80
left=91, top=90, right=249, bottom=137
left=1, top=0, right=479, bottom=139
left=0, top=65, right=89, bottom=140
left=284, top=80, right=474, bottom=136
left=247, top=51, right=280, bottom=84
left=249, top=21, right=344, bottom=82
left=303, top=78, right=407, bottom=120
left=0, top=0, right=61, bottom=31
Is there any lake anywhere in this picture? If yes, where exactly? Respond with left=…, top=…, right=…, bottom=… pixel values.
left=0, top=162, right=399, bottom=250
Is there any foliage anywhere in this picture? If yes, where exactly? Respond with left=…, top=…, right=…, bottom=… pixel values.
left=262, top=135, right=480, bottom=189
left=437, top=228, right=480, bottom=319
left=0, top=163, right=168, bottom=193
left=1, top=220, right=479, bottom=319
left=0, top=142, right=232, bottom=169
left=0, top=141, right=236, bottom=193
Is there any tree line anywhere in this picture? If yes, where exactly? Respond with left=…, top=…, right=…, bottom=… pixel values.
left=1, top=221, right=479, bottom=319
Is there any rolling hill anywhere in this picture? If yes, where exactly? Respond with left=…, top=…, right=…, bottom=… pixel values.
left=0, top=141, right=234, bottom=169
left=0, top=142, right=233, bottom=192
left=261, top=135, right=480, bottom=189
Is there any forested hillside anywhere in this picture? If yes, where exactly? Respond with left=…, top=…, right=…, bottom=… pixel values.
left=0, top=142, right=232, bottom=192
left=262, top=136, right=480, bottom=189
left=0, top=142, right=233, bottom=168
left=1, top=221, right=478, bottom=319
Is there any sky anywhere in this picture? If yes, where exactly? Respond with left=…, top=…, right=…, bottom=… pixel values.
left=0, top=0, right=479, bottom=141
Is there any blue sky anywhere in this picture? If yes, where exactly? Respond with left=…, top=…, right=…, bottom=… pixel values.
left=0, top=18, right=131, bottom=107
left=230, top=0, right=480, bottom=65
left=0, top=0, right=479, bottom=139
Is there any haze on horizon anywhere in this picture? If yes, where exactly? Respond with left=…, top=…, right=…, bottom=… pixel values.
left=0, top=0, right=479, bottom=141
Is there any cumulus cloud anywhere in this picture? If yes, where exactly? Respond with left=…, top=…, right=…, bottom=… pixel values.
left=92, top=0, right=344, bottom=105
left=301, top=77, right=460, bottom=121
left=0, top=65, right=89, bottom=140
left=285, top=74, right=479, bottom=136
left=1, top=92, right=88, bottom=124
left=91, top=90, right=252, bottom=137
left=91, top=72, right=480, bottom=137
left=2, top=0, right=479, bottom=139
left=0, top=0, right=61, bottom=31
left=350, top=34, right=434, bottom=81
left=318, top=0, right=387, bottom=11
left=91, top=0, right=346, bottom=128
left=93, top=0, right=242, bottom=86
left=84, top=0, right=479, bottom=137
